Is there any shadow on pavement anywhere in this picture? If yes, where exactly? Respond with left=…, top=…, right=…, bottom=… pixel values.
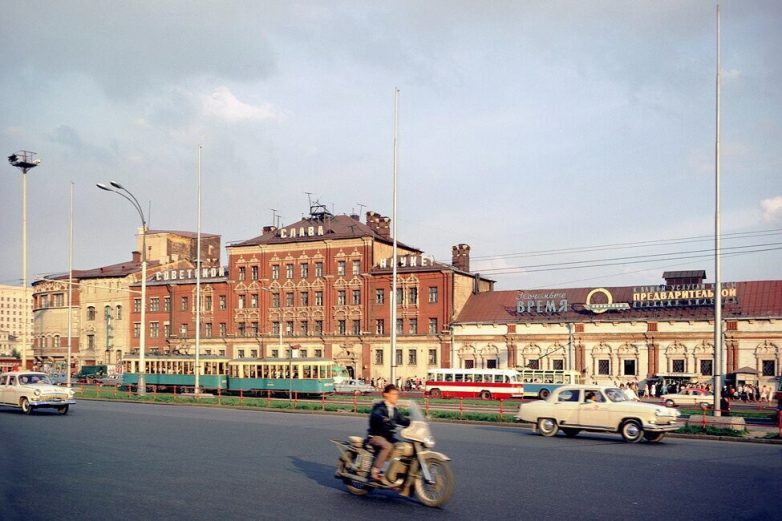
left=289, top=456, right=344, bottom=491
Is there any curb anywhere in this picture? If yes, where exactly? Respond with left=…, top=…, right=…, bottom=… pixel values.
left=77, top=397, right=782, bottom=444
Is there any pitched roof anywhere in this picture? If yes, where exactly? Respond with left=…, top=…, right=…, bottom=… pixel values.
left=229, top=214, right=420, bottom=251
left=456, top=280, right=782, bottom=324
left=40, top=259, right=161, bottom=282
left=145, top=229, right=219, bottom=239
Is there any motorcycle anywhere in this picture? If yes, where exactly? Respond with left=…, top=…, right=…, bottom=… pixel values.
left=331, top=400, right=454, bottom=508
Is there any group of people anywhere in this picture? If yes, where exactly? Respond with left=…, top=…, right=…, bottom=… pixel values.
left=370, top=376, right=424, bottom=392
left=725, top=383, right=776, bottom=403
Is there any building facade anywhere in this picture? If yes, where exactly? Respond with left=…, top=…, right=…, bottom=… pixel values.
left=453, top=271, right=782, bottom=388
left=0, top=284, right=32, bottom=360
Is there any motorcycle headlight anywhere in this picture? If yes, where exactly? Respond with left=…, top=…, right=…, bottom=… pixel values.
left=423, top=436, right=436, bottom=448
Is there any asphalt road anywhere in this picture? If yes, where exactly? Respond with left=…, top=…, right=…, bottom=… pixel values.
left=1, top=401, right=780, bottom=521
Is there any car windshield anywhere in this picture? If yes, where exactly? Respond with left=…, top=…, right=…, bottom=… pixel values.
left=604, top=388, right=628, bottom=402
left=19, top=374, right=52, bottom=385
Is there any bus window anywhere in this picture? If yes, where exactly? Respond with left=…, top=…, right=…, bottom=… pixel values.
left=455, top=374, right=464, bottom=382
left=465, top=374, right=473, bottom=382
left=445, top=373, right=453, bottom=382
left=474, top=374, right=483, bottom=383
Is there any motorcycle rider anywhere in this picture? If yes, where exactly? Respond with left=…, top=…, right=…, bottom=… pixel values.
left=368, top=383, right=410, bottom=482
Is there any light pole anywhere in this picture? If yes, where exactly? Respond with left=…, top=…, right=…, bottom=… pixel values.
left=8, top=151, right=40, bottom=370
left=259, top=286, right=287, bottom=399
left=97, top=181, right=148, bottom=396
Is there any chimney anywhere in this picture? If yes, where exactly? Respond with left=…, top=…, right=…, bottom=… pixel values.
left=366, top=211, right=391, bottom=239
left=263, top=225, right=278, bottom=234
left=350, top=214, right=360, bottom=221
left=452, top=244, right=471, bottom=272
left=132, top=251, right=141, bottom=263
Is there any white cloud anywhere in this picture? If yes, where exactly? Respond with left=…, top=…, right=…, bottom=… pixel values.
left=761, top=196, right=782, bottom=223
left=201, top=86, right=286, bottom=123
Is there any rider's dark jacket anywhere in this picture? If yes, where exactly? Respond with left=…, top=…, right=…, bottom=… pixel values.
left=368, top=401, right=411, bottom=442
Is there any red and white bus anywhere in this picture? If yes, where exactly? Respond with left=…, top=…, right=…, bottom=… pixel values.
left=425, top=369, right=524, bottom=400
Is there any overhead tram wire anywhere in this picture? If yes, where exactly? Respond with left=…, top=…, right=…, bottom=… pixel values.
left=470, top=227, right=782, bottom=262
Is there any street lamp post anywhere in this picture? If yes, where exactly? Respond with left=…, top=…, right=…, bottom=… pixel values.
left=259, top=287, right=287, bottom=399
left=97, top=181, right=148, bottom=396
left=8, top=151, right=41, bottom=370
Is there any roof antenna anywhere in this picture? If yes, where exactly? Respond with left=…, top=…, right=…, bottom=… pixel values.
left=270, top=208, right=277, bottom=227
left=357, top=202, right=366, bottom=216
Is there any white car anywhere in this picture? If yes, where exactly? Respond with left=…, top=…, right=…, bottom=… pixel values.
left=0, top=371, right=76, bottom=415
left=515, top=385, right=680, bottom=443
left=661, top=389, right=714, bottom=408
left=334, top=379, right=375, bottom=395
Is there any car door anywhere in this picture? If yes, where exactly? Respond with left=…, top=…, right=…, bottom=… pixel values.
left=0, top=374, right=9, bottom=404
left=552, top=388, right=581, bottom=426
left=577, top=389, right=610, bottom=428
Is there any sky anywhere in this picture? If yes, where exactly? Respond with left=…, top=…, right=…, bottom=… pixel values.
left=1, top=0, right=780, bottom=292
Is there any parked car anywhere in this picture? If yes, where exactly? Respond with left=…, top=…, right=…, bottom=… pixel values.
left=96, top=374, right=123, bottom=387
left=48, top=372, right=69, bottom=386
left=661, top=389, right=714, bottom=408
left=0, top=371, right=76, bottom=415
left=75, top=364, right=108, bottom=383
left=515, top=385, right=680, bottom=443
left=334, top=379, right=375, bottom=395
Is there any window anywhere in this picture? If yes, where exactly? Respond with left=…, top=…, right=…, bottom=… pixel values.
left=272, top=293, right=280, bottom=308
left=271, top=349, right=279, bottom=358
left=300, top=292, right=309, bottom=306
left=352, top=260, right=361, bottom=275
left=396, top=288, right=404, bottom=304
left=238, top=266, right=246, bottom=281
left=409, top=287, right=418, bottom=305
left=300, top=321, right=309, bottom=336
left=133, top=323, right=140, bottom=338
left=149, top=297, right=159, bottom=311
left=527, top=359, right=540, bottom=370
left=395, top=349, right=403, bottom=366
left=40, top=294, right=49, bottom=308
left=352, top=320, right=361, bottom=335
left=337, top=261, right=346, bottom=276
left=219, top=296, right=226, bottom=310
left=272, top=322, right=280, bottom=336
left=238, top=349, right=245, bottom=358
left=762, top=360, right=776, bottom=377
left=314, top=348, right=323, bottom=358
left=251, top=322, right=259, bottom=336
left=375, top=350, right=384, bottom=365
left=315, top=262, right=323, bottom=278
left=623, top=359, right=636, bottom=376
left=428, top=287, right=438, bottom=304
left=150, top=322, right=159, bottom=338
left=164, top=324, right=171, bottom=338
left=180, top=297, right=189, bottom=311
left=396, top=319, right=403, bottom=334
left=286, top=264, right=294, bottom=279
left=251, top=265, right=259, bottom=280
left=250, top=350, right=258, bottom=358
left=180, top=324, right=188, bottom=337
left=409, top=318, right=417, bottom=335
left=672, top=359, right=686, bottom=373
left=205, top=296, right=212, bottom=311
left=164, top=297, right=171, bottom=312
left=219, top=323, right=227, bottom=337
left=408, top=349, right=417, bottom=366
left=352, top=290, right=361, bottom=305
left=238, top=323, right=246, bottom=337
left=205, top=323, right=213, bottom=337
left=598, top=359, right=611, bottom=375
left=338, top=320, right=346, bottom=335
left=300, top=263, right=309, bottom=279
left=428, top=349, right=437, bottom=365
left=238, top=295, right=245, bottom=309
left=315, top=291, right=323, bottom=306
left=486, top=359, right=498, bottom=369
left=87, top=306, right=96, bottom=321
left=376, top=289, right=385, bottom=304
left=286, top=292, right=294, bottom=307
left=87, top=334, right=95, bottom=350
left=552, top=359, right=564, bottom=371
left=116, top=305, right=122, bottom=320
left=376, top=319, right=385, bottom=335
left=315, top=320, right=323, bottom=334
left=250, top=294, right=258, bottom=308
left=428, top=318, right=438, bottom=335
left=286, top=321, right=293, bottom=336
left=337, top=290, right=346, bottom=306
left=271, top=265, right=280, bottom=280
left=700, top=359, right=713, bottom=376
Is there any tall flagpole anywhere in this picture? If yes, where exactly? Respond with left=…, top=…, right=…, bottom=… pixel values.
left=67, top=182, right=74, bottom=388
left=390, top=88, right=399, bottom=387
left=713, top=5, right=723, bottom=416
left=195, top=145, right=202, bottom=395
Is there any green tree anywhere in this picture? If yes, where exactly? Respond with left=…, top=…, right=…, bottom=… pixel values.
left=11, top=348, right=21, bottom=360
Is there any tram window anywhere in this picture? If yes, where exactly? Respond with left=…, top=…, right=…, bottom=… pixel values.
left=444, top=374, right=453, bottom=382
left=464, top=374, right=473, bottom=382
left=455, top=374, right=463, bottom=382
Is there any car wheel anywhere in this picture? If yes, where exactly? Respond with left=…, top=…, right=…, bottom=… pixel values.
left=429, top=389, right=442, bottom=399
left=57, top=405, right=69, bottom=415
left=20, top=398, right=33, bottom=415
left=562, top=428, right=581, bottom=438
left=665, top=399, right=675, bottom=407
left=644, top=432, right=665, bottom=443
left=620, top=420, right=643, bottom=443
left=537, top=418, right=559, bottom=437
left=538, top=388, right=551, bottom=399
left=479, top=390, right=492, bottom=401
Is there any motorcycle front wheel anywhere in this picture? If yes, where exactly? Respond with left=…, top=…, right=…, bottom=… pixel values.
left=414, top=456, right=455, bottom=508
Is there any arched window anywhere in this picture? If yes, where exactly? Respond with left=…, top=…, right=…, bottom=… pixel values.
left=87, top=306, right=96, bottom=321
left=115, top=305, right=123, bottom=320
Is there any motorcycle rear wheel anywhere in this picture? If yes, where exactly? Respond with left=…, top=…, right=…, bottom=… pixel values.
left=338, top=458, right=371, bottom=496
left=414, top=456, right=454, bottom=508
